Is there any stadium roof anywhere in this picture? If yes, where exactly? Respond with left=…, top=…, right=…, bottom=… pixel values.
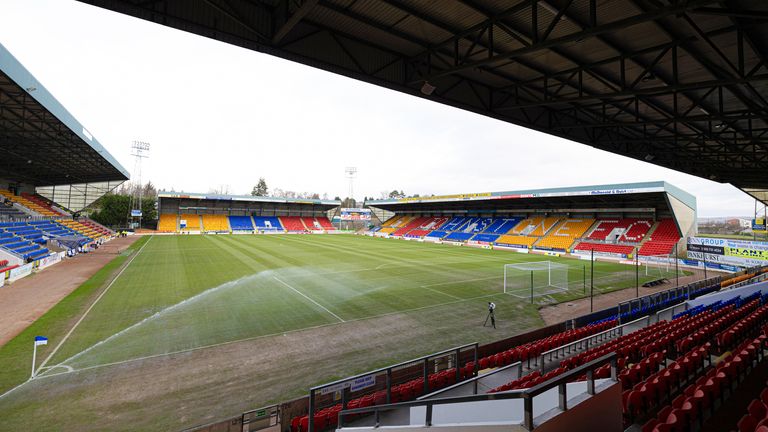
left=77, top=1, right=768, bottom=205
left=159, top=191, right=341, bottom=206
left=0, top=42, right=129, bottom=186
left=366, top=180, right=696, bottom=213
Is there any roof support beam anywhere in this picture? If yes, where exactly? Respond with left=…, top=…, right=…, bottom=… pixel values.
left=272, top=0, right=319, bottom=44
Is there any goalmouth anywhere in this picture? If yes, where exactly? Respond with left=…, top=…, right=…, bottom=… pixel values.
left=503, top=261, right=569, bottom=299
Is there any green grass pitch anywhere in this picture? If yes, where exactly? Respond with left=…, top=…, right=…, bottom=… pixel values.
left=0, top=234, right=682, bottom=431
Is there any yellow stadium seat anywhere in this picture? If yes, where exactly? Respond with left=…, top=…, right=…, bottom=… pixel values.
left=158, top=214, right=178, bottom=232
left=535, top=219, right=596, bottom=250
left=202, top=214, right=229, bottom=231
left=496, top=235, right=540, bottom=247
left=179, top=214, right=202, bottom=230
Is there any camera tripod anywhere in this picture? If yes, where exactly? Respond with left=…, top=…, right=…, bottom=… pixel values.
left=483, top=310, right=496, bottom=328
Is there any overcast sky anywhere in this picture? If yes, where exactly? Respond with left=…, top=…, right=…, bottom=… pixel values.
left=0, top=0, right=760, bottom=217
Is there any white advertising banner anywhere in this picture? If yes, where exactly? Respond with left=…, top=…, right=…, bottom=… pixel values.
left=9, top=263, right=33, bottom=282
left=37, top=253, right=62, bottom=270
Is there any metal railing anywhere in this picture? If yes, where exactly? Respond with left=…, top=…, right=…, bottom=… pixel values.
left=308, top=343, right=478, bottom=432
left=338, top=352, right=617, bottom=431
left=417, top=361, right=523, bottom=400
left=654, top=302, right=688, bottom=323
left=537, top=316, right=649, bottom=372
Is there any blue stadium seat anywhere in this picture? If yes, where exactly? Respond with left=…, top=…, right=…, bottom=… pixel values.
left=485, top=218, right=523, bottom=233
left=426, top=230, right=447, bottom=238
left=253, top=216, right=284, bottom=231
left=444, top=232, right=474, bottom=241
left=228, top=216, right=254, bottom=231
left=441, top=217, right=469, bottom=231
left=472, top=233, right=500, bottom=243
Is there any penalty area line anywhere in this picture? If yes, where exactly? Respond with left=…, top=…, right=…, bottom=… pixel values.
left=272, top=276, right=345, bottom=323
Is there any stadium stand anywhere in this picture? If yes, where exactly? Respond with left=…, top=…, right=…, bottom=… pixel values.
left=202, top=215, right=229, bottom=232
left=253, top=216, right=284, bottom=231
left=158, top=214, right=178, bottom=232
left=179, top=214, right=202, bottom=231
left=228, top=216, right=254, bottom=231
left=618, top=219, right=653, bottom=243
left=280, top=216, right=308, bottom=232
left=392, top=217, right=430, bottom=236
left=535, top=218, right=595, bottom=250
left=441, top=217, right=470, bottom=232
left=301, top=217, right=322, bottom=230
left=316, top=217, right=335, bottom=231
left=58, top=219, right=104, bottom=239
left=0, top=203, right=26, bottom=221
left=585, top=218, right=651, bottom=243
left=282, top=266, right=768, bottom=432
left=471, top=233, right=500, bottom=243
left=0, top=222, right=50, bottom=260
left=509, top=216, right=542, bottom=234
left=0, top=189, right=58, bottom=217
left=484, top=217, right=523, bottom=234
left=21, top=192, right=67, bottom=216
left=80, top=219, right=113, bottom=237
left=638, top=219, right=681, bottom=256
left=425, top=230, right=448, bottom=239
left=289, top=319, right=618, bottom=432
left=495, top=234, right=539, bottom=248
left=443, top=231, right=474, bottom=241
left=572, top=242, right=636, bottom=256
left=377, top=215, right=410, bottom=234
left=459, top=217, right=495, bottom=233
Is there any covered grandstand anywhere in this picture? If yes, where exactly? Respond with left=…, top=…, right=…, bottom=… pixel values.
left=367, top=181, right=696, bottom=259
left=33, top=2, right=768, bottom=432
left=157, top=191, right=340, bottom=233
left=77, top=0, right=768, bottom=205
left=0, top=41, right=127, bottom=274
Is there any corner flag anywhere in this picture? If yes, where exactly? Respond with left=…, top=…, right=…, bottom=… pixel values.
left=34, top=336, right=48, bottom=346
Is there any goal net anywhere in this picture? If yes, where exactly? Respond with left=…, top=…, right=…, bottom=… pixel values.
left=503, top=261, right=569, bottom=298
left=639, top=254, right=679, bottom=279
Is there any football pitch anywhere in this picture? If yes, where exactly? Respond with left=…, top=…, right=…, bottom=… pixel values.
left=0, top=234, right=681, bottom=431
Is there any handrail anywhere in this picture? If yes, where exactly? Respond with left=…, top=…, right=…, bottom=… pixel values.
left=310, top=342, right=478, bottom=391
left=417, top=361, right=523, bottom=400
left=538, top=315, right=648, bottom=372
left=338, top=352, right=617, bottom=431
left=654, top=303, right=686, bottom=323
left=308, top=342, right=479, bottom=432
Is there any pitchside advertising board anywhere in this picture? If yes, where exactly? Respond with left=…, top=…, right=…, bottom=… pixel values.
left=340, top=208, right=371, bottom=221
left=688, top=237, right=768, bottom=267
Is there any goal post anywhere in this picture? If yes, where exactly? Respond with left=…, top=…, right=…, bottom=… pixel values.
left=640, top=254, right=678, bottom=279
left=503, top=261, right=569, bottom=299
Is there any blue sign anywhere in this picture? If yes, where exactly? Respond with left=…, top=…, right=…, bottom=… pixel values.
left=131, top=209, right=142, bottom=217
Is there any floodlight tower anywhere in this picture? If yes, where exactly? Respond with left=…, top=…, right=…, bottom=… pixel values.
left=345, top=167, right=357, bottom=205
left=128, top=141, right=150, bottom=229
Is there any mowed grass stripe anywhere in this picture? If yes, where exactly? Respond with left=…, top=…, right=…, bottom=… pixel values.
left=39, top=234, right=679, bottom=371
left=276, top=235, right=508, bottom=300
left=271, top=235, right=497, bottom=315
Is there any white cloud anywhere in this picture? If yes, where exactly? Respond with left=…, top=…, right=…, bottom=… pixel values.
left=0, top=0, right=759, bottom=217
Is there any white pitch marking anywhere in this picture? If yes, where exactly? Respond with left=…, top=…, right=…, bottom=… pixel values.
left=419, top=285, right=462, bottom=300
left=272, top=276, right=345, bottom=323
left=420, top=275, right=501, bottom=288
left=22, top=292, right=508, bottom=382
left=35, top=235, right=154, bottom=375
